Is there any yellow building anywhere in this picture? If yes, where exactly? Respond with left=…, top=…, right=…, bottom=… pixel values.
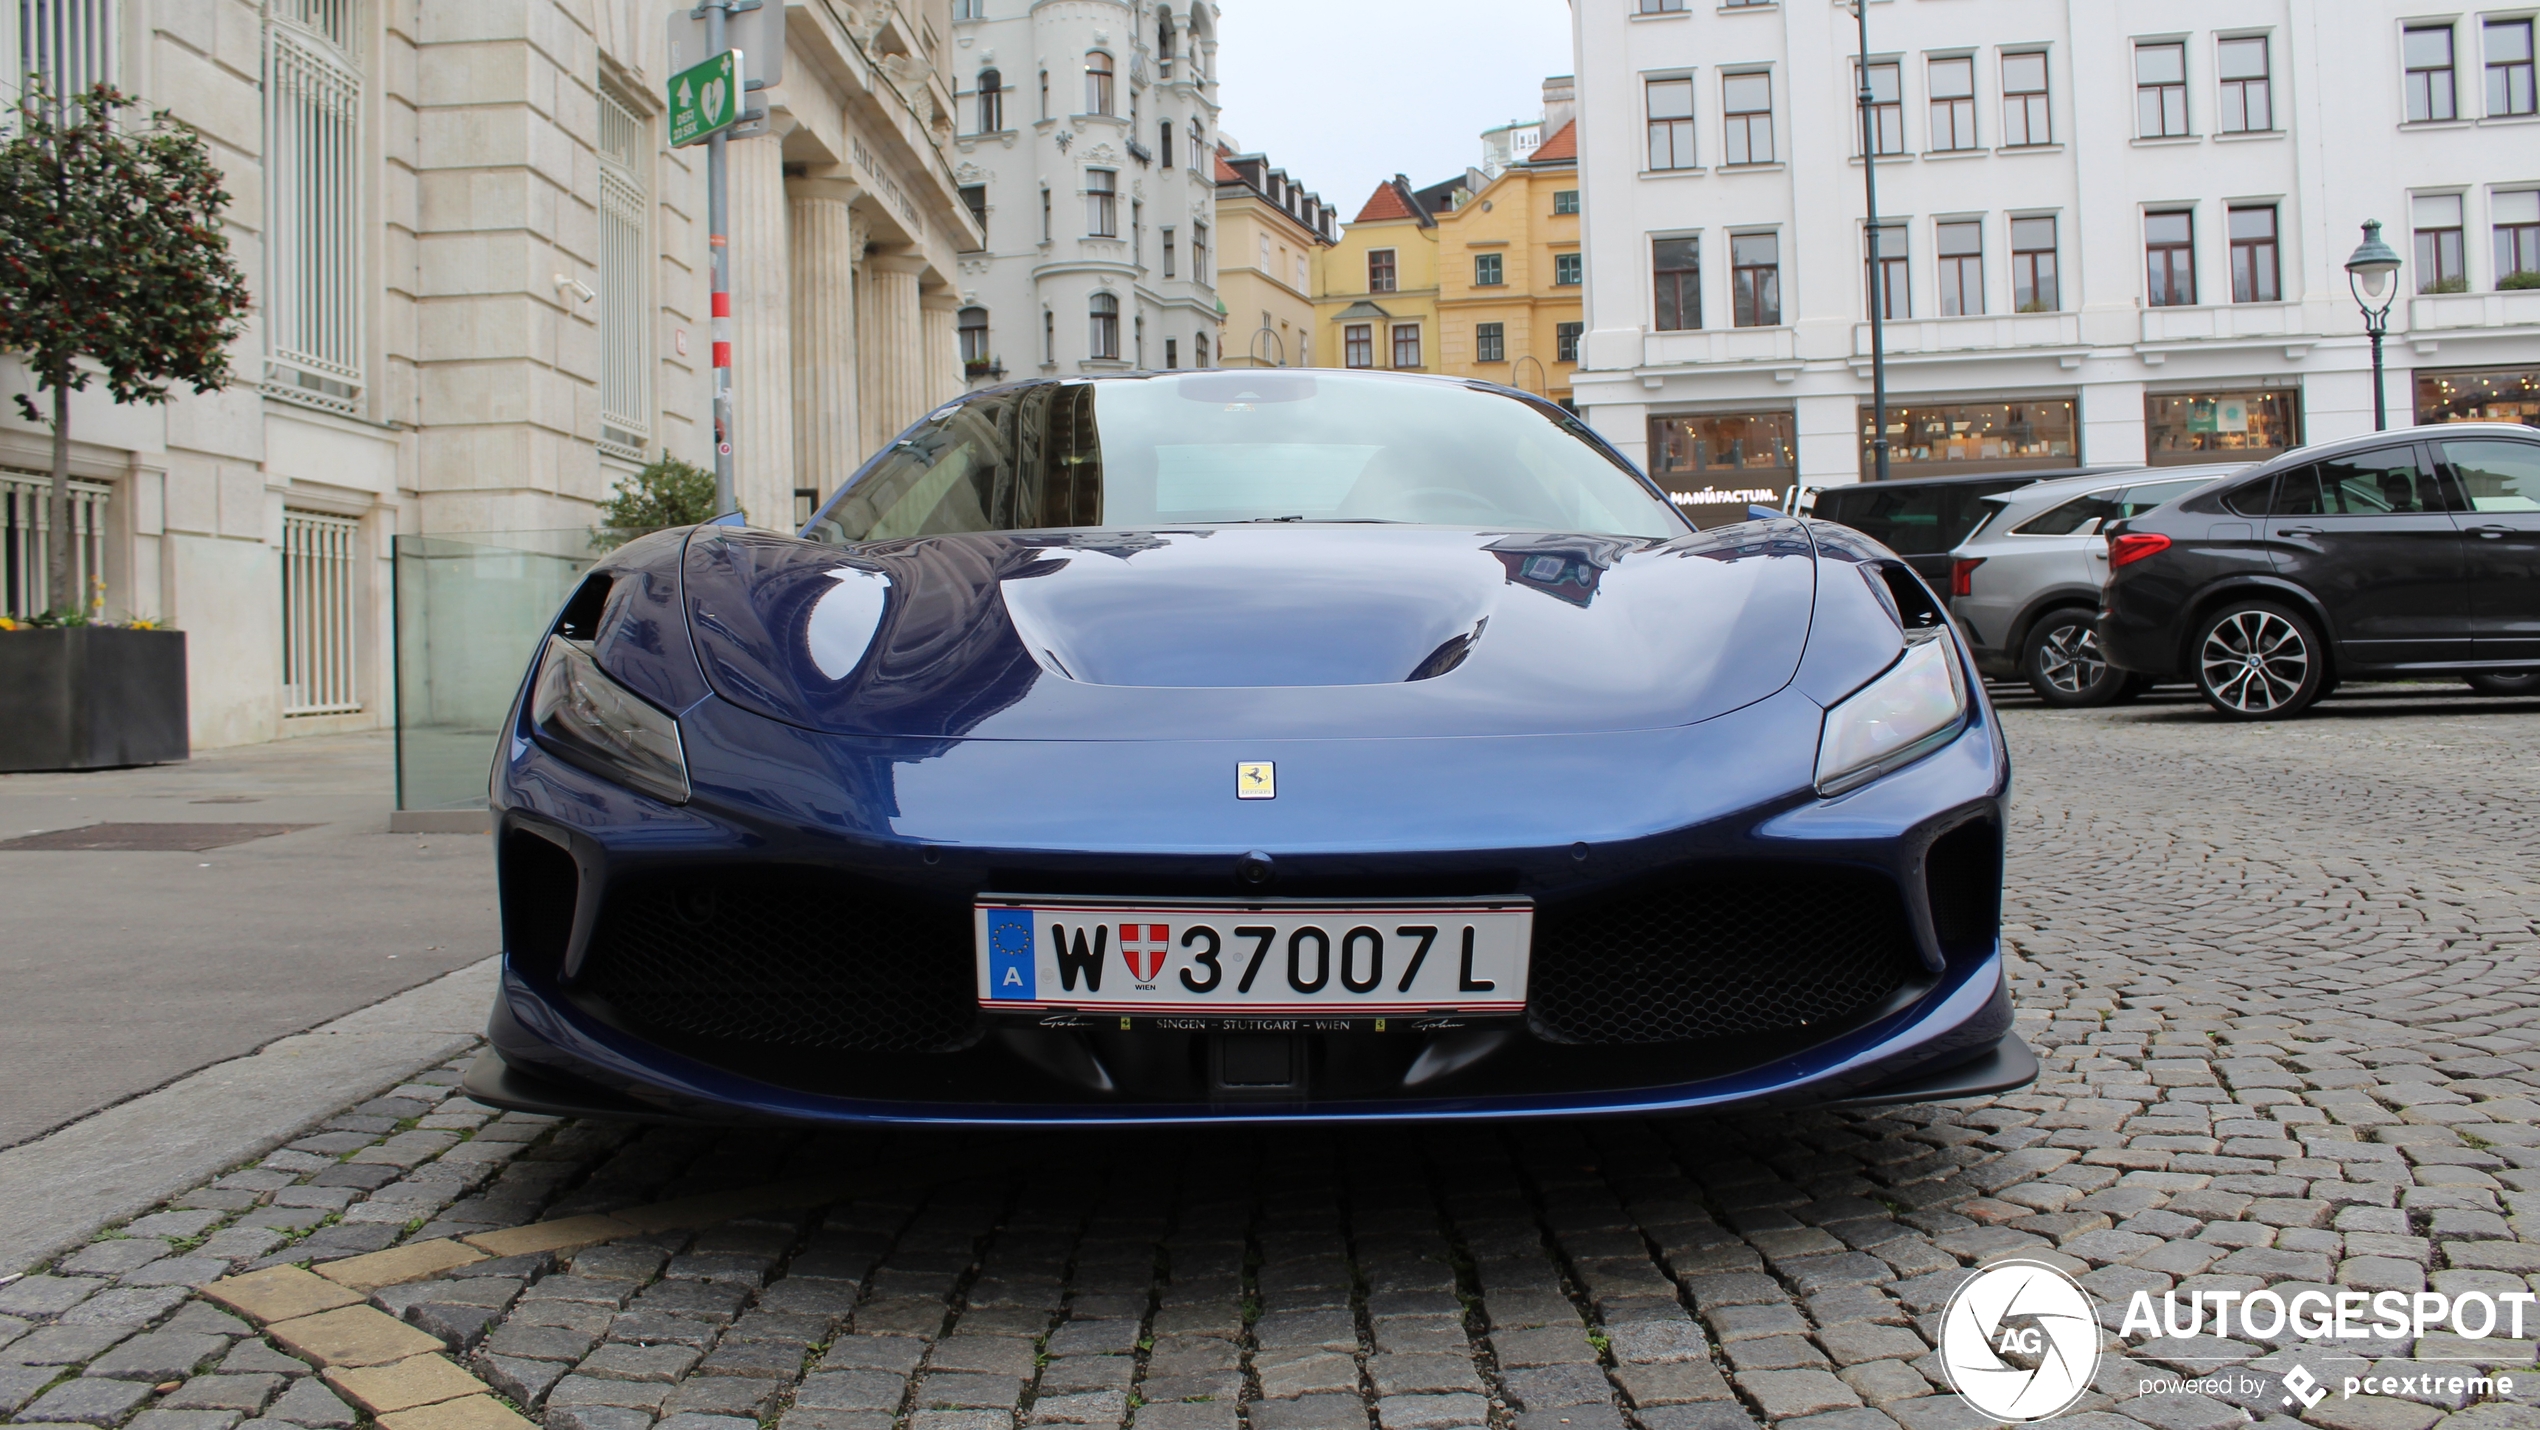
left=1433, top=121, right=1582, bottom=404
left=1312, top=176, right=1440, bottom=373
left=1212, top=151, right=1337, bottom=368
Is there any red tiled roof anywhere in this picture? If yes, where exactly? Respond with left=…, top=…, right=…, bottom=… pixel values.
left=1213, top=151, right=1244, bottom=184
left=1531, top=119, right=1577, bottom=163
left=1355, top=180, right=1414, bottom=223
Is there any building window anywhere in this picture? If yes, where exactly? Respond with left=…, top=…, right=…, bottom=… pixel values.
left=1344, top=323, right=1373, bottom=368
left=1392, top=324, right=1421, bottom=369
left=1937, top=219, right=1983, bottom=317
left=1134, top=313, right=1144, bottom=368
left=281, top=509, right=363, bottom=715
left=596, top=79, right=649, bottom=457
left=2497, top=191, right=2540, bottom=286
left=1646, top=76, right=1696, bottom=170
left=953, top=0, right=983, bottom=17
left=1653, top=236, right=1700, bottom=331
left=975, top=68, right=1004, bottom=132
left=1156, top=11, right=1173, bottom=76
left=1556, top=322, right=1582, bottom=364
left=2001, top=51, right=2051, bottom=147
left=1088, top=293, right=1119, bottom=359
left=1554, top=252, right=1582, bottom=285
left=960, top=184, right=987, bottom=235
left=1476, top=321, right=1505, bottom=363
left=1928, top=57, right=1976, bottom=151
left=1860, top=61, right=1903, bottom=155
left=1159, top=120, right=1174, bottom=167
left=1552, top=189, right=1581, bottom=216
left=1648, top=411, right=1797, bottom=512
left=958, top=306, right=989, bottom=366
left=2136, top=42, right=2188, bottom=137
left=1041, top=187, right=1051, bottom=242
left=2146, top=389, right=2302, bottom=462
left=2491, top=19, right=2537, bottom=116
left=1043, top=309, right=1055, bottom=363
left=264, top=0, right=364, bottom=414
left=794, top=488, right=820, bottom=526
left=1162, top=227, right=1176, bottom=276
left=1474, top=251, right=1503, bottom=286
left=1192, top=222, right=1207, bottom=282
left=2218, top=36, right=2270, bottom=132
left=1722, top=71, right=1773, bottom=165
left=2407, top=25, right=2457, bottom=121
left=1085, top=50, right=1113, bottom=115
left=1638, top=0, right=1686, bottom=11
left=2011, top=215, right=2059, bottom=311
left=14, top=0, right=118, bottom=102
left=1368, top=248, right=1397, bottom=293
left=1038, top=68, right=1049, bottom=119
left=1133, top=201, right=1143, bottom=265
left=1085, top=168, right=1117, bottom=237
left=1731, top=232, right=1780, bottom=327
left=2229, top=205, right=2280, bottom=303
left=1164, top=337, right=1178, bottom=369
left=2145, top=210, right=2196, bottom=306
left=2416, top=366, right=2540, bottom=425
left=1194, top=332, right=1208, bottom=367
left=1867, top=223, right=1908, bottom=319
left=2415, top=194, right=2467, bottom=292
left=1865, top=398, right=2078, bottom=474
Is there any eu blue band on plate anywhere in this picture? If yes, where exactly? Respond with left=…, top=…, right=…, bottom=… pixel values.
left=987, top=908, right=1037, bottom=1000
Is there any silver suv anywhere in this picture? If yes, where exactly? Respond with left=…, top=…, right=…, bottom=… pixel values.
left=1948, top=464, right=2243, bottom=705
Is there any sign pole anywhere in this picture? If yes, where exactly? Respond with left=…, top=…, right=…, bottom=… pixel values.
left=705, top=0, right=735, bottom=518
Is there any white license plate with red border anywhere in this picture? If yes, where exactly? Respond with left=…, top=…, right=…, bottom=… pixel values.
left=974, top=897, right=1531, bottom=1017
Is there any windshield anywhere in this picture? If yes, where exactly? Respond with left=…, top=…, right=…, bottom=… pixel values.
left=804, top=372, right=1687, bottom=543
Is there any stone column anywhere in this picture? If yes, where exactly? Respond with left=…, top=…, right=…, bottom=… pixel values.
left=852, top=214, right=881, bottom=459
left=787, top=178, right=862, bottom=500
left=728, top=134, right=795, bottom=528
left=866, top=252, right=929, bottom=444
left=920, top=291, right=962, bottom=410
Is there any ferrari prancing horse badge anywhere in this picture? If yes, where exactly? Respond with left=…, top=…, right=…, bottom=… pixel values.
left=1237, top=762, right=1275, bottom=799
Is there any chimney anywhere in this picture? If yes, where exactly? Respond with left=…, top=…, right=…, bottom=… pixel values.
left=1541, top=74, right=1576, bottom=136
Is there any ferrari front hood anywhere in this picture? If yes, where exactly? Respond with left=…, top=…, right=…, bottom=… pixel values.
left=680, top=524, right=1817, bottom=742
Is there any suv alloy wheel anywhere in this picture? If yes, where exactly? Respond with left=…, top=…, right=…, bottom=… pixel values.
left=2023, top=609, right=2143, bottom=708
left=2194, top=601, right=2325, bottom=720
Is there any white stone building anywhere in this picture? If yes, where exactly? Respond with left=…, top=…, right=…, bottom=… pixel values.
left=944, top=0, right=1222, bottom=383
left=0, top=0, right=976, bottom=749
left=1568, top=0, right=2540, bottom=511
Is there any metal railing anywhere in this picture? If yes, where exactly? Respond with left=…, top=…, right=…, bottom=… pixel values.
left=281, top=508, right=363, bottom=715
left=264, top=7, right=365, bottom=415
left=1, top=469, right=111, bottom=620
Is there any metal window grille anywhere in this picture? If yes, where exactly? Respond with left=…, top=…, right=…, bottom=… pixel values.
left=264, top=2, right=364, bottom=415
left=597, top=80, right=650, bottom=458
left=10, top=0, right=115, bottom=107
left=281, top=509, right=362, bottom=715
left=1, top=470, right=110, bottom=620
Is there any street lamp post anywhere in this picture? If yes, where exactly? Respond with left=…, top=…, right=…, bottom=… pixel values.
left=2344, top=220, right=2402, bottom=432
left=1855, top=0, right=1890, bottom=482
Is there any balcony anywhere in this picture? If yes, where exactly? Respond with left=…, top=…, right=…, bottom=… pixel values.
left=1643, top=326, right=1796, bottom=367
left=2408, top=288, right=2540, bottom=332
left=1853, top=311, right=2081, bottom=356
left=2137, top=302, right=2306, bottom=344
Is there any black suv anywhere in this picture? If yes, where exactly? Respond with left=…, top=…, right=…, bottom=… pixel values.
left=2097, top=423, right=2540, bottom=719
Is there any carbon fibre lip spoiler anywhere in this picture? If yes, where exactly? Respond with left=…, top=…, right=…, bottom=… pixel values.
left=1825, top=1033, right=2039, bottom=1109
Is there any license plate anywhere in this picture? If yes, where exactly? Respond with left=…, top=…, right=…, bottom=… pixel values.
left=974, top=897, right=1530, bottom=1019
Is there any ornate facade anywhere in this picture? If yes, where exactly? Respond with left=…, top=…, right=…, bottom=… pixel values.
left=946, top=0, right=1223, bottom=383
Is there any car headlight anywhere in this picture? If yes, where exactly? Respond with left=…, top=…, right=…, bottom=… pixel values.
left=531, top=634, right=691, bottom=804
left=1814, top=632, right=1968, bottom=796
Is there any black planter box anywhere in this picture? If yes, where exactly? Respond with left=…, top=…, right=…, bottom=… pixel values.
left=0, top=627, right=189, bottom=772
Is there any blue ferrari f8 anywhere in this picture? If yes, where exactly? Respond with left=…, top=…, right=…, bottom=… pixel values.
left=468, top=370, right=2030, bottom=1124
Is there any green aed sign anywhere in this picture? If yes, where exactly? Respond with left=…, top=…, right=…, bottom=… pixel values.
left=668, top=49, right=740, bottom=147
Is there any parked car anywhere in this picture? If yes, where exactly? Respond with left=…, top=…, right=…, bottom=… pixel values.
left=467, top=369, right=2029, bottom=1126
left=1948, top=465, right=2244, bottom=706
left=2098, top=423, right=2540, bottom=719
left=1798, top=467, right=2127, bottom=584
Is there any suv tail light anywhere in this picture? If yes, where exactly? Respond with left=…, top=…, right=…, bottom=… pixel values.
left=1949, top=557, right=1984, bottom=598
left=2108, top=532, right=2173, bottom=569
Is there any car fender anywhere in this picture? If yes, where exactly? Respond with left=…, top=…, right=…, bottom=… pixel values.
left=2005, top=586, right=2106, bottom=659
left=2173, top=573, right=2339, bottom=677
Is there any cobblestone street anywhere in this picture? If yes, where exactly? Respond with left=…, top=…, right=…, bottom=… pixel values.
left=6, top=685, right=2540, bottom=1430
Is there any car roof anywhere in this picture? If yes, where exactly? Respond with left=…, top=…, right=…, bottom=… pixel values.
left=2221, top=421, right=2540, bottom=483
left=1976, top=462, right=2246, bottom=509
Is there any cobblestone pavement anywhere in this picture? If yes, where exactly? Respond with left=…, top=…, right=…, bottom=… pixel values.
left=7, top=684, right=2540, bottom=1430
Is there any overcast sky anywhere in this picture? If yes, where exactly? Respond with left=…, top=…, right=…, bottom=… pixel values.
left=1213, top=0, right=1574, bottom=218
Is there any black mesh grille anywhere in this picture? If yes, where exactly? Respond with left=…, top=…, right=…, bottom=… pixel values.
left=1528, top=865, right=1921, bottom=1046
left=576, top=867, right=980, bottom=1055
